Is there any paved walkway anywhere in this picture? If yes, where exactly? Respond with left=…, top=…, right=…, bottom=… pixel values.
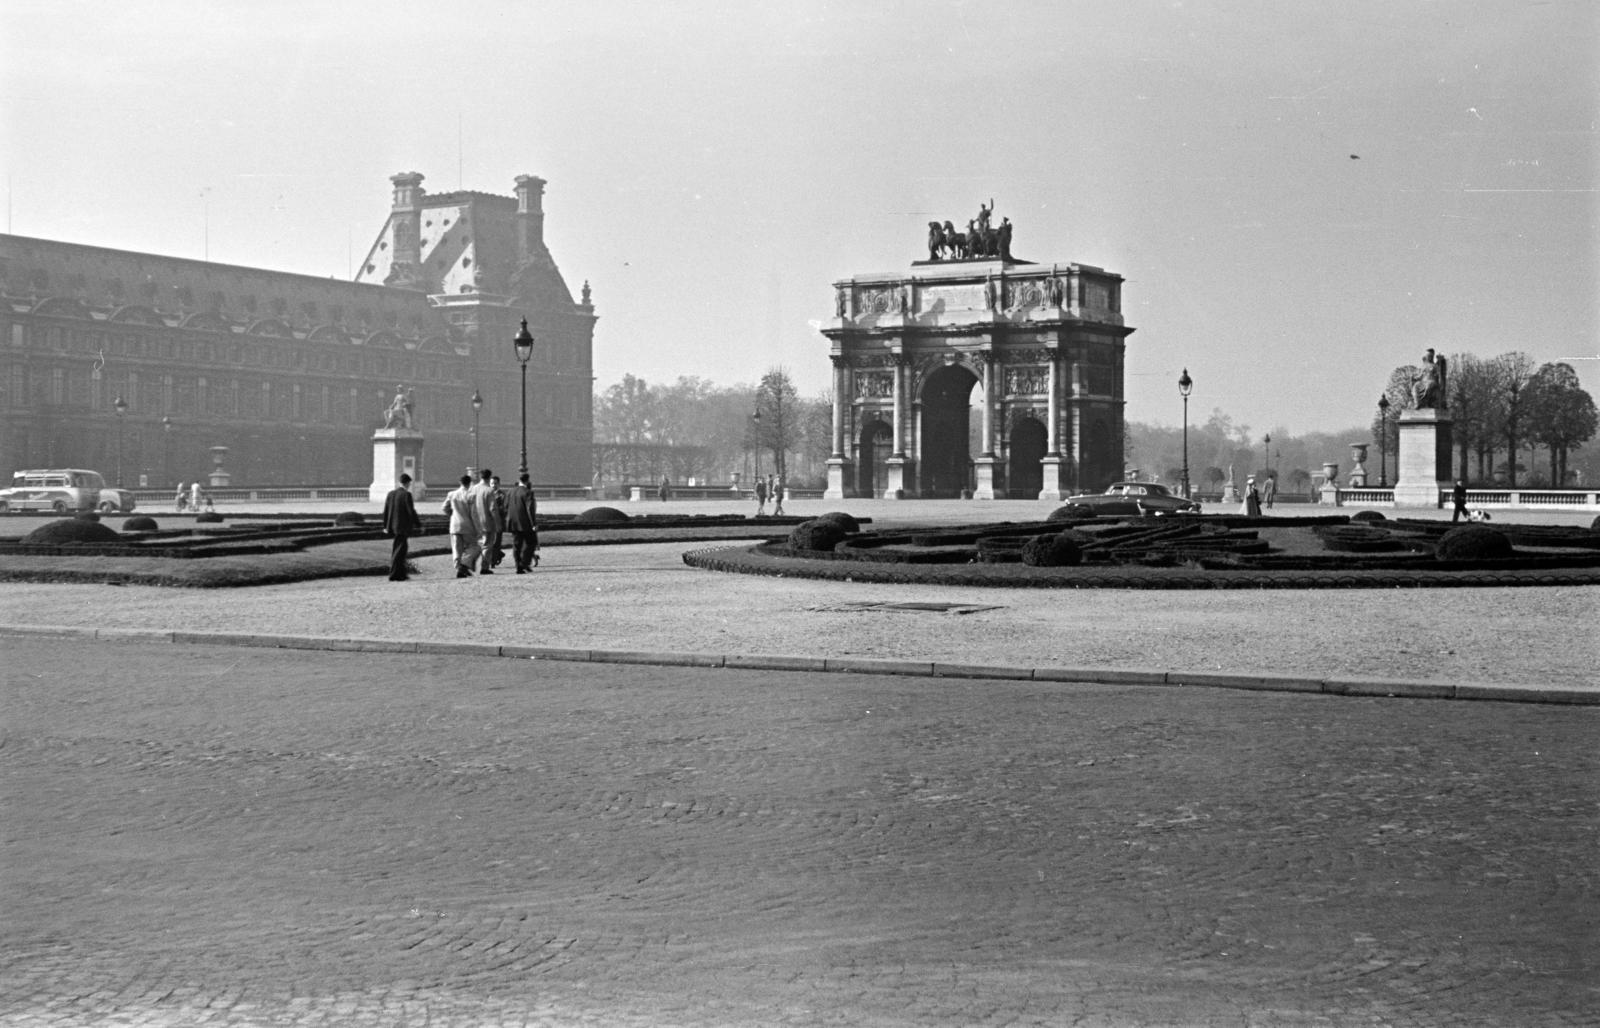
left=3, top=637, right=1595, bottom=1027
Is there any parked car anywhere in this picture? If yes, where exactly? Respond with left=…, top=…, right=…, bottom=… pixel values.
left=1060, top=481, right=1201, bottom=517
left=0, top=468, right=106, bottom=514
left=97, top=487, right=138, bottom=513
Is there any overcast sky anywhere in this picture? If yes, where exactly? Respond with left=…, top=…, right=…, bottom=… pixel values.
left=4, top=0, right=1596, bottom=437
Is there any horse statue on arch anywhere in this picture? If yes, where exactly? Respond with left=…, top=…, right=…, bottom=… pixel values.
left=941, top=220, right=969, bottom=260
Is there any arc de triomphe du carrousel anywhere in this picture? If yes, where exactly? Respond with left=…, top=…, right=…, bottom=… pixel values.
left=821, top=203, right=1132, bottom=501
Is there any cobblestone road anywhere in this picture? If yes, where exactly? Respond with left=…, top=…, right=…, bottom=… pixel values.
left=3, top=638, right=1595, bottom=1027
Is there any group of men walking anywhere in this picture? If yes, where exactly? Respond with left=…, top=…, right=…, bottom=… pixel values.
left=380, top=468, right=539, bottom=582
left=753, top=473, right=785, bottom=516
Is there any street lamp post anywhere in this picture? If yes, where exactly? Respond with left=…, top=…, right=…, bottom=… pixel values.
left=161, top=416, right=172, bottom=487
left=1377, top=394, right=1391, bottom=487
left=1177, top=368, right=1192, bottom=498
left=751, top=407, right=763, bottom=482
left=513, top=318, right=535, bottom=479
left=470, top=389, right=483, bottom=473
left=113, top=395, right=128, bottom=486
left=1263, top=433, right=1271, bottom=479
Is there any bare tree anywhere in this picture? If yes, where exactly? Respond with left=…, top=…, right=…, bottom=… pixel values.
left=753, top=367, right=800, bottom=481
left=1448, top=353, right=1499, bottom=484
left=1493, top=352, right=1539, bottom=487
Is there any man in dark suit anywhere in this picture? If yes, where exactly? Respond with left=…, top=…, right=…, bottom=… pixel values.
left=506, top=472, right=540, bottom=573
left=381, top=473, right=422, bottom=581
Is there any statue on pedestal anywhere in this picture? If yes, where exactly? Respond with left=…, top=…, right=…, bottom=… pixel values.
left=382, top=384, right=415, bottom=430
left=1410, top=349, right=1448, bottom=410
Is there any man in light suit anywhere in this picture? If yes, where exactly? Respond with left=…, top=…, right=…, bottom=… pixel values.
left=443, top=473, right=481, bottom=578
left=506, top=473, right=539, bottom=573
left=470, top=468, right=501, bottom=575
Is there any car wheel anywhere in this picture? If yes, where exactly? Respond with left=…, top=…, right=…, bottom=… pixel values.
left=53, top=501, right=68, bottom=513
left=0, top=501, right=8, bottom=513
left=99, top=500, right=117, bottom=512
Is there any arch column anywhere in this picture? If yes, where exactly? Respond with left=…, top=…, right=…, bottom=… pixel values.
left=824, top=355, right=854, bottom=499
left=1040, top=347, right=1066, bottom=500
left=884, top=354, right=910, bottom=499
left=973, top=353, right=999, bottom=500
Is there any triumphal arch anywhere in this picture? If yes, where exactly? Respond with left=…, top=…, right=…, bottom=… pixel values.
left=821, top=206, right=1132, bottom=500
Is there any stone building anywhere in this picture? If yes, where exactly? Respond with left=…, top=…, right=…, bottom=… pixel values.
left=821, top=253, right=1131, bottom=499
left=0, top=172, right=595, bottom=488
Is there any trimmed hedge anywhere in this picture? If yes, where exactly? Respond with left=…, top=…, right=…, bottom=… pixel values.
left=787, top=518, right=849, bottom=552
left=1436, top=525, right=1513, bottom=561
left=196, top=512, right=224, bottom=523
left=574, top=506, right=630, bottom=523
left=1351, top=510, right=1387, bottom=521
left=1046, top=505, right=1097, bottom=523
left=333, top=511, right=365, bottom=526
left=124, top=516, right=159, bottom=533
left=1020, top=532, right=1083, bottom=567
left=23, top=518, right=121, bottom=545
left=814, top=511, right=861, bottom=534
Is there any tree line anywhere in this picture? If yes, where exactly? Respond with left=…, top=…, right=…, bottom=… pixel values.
left=591, top=368, right=831, bottom=491
left=1376, top=353, right=1597, bottom=488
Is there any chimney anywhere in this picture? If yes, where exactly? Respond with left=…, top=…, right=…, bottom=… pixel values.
left=385, top=172, right=426, bottom=289
left=514, top=174, right=547, bottom=262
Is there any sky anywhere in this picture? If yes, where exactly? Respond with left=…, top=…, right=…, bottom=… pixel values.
left=3, top=0, right=1596, bottom=438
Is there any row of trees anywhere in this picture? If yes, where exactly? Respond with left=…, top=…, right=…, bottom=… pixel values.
left=1375, top=353, right=1597, bottom=487
left=1124, top=410, right=1356, bottom=497
left=591, top=369, right=832, bottom=490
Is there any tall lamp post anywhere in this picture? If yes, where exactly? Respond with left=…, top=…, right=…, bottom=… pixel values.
left=161, top=416, right=172, bottom=487
left=113, top=395, right=128, bottom=486
left=1263, top=433, right=1271, bottom=479
left=751, top=407, right=763, bottom=482
left=1177, top=368, right=1192, bottom=498
left=470, top=389, right=483, bottom=473
left=513, top=318, right=535, bottom=479
left=1377, top=394, right=1391, bottom=487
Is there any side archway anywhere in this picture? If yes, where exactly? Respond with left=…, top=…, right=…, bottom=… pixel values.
left=857, top=418, right=893, bottom=497
left=1008, top=415, right=1047, bottom=497
left=918, top=363, right=979, bottom=498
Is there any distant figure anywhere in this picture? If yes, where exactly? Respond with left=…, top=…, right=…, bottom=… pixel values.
left=381, top=473, right=422, bottom=582
left=771, top=473, right=785, bottom=516
left=487, top=475, right=507, bottom=570
left=175, top=482, right=188, bottom=512
left=1241, top=476, right=1262, bottom=516
left=1261, top=475, right=1276, bottom=509
left=754, top=475, right=768, bottom=515
left=659, top=476, right=671, bottom=502
left=443, top=473, right=481, bottom=578
left=507, top=473, right=540, bottom=572
left=1451, top=480, right=1469, bottom=523
left=190, top=481, right=211, bottom=512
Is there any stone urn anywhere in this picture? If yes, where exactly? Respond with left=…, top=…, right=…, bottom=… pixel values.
left=208, top=445, right=231, bottom=489
left=1348, top=445, right=1368, bottom=488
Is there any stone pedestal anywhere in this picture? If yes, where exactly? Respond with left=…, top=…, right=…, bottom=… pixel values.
left=824, top=457, right=854, bottom=500
left=884, top=457, right=909, bottom=499
left=1038, top=455, right=1066, bottom=502
left=972, top=456, right=998, bottom=500
left=1393, top=410, right=1451, bottom=508
left=369, top=428, right=426, bottom=503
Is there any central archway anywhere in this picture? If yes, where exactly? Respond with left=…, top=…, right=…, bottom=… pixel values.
left=1008, top=416, right=1046, bottom=497
left=919, top=364, right=979, bottom=498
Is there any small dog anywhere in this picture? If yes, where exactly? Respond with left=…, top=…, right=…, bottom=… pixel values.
left=1467, top=509, right=1492, bottom=523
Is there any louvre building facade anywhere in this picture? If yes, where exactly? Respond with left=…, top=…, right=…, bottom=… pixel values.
left=0, top=172, right=595, bottom=489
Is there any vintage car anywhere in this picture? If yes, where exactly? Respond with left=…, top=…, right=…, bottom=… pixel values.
left=97, top=487, right=138, bottom=513
left=1059, top=481, right=1201, bottom=517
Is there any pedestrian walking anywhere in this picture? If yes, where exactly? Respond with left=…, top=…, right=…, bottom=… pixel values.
left=1261, top=475, right=1276, bottom=509
left=658, top=475, right=671, bottom=502
left=1451, top=480, right=1470, bottom=523
left=1241, top=476, right=1262, bottom=517
left=381, top=473, right=422, bottom=581
left=470, top=469, right=500, bottom=574
left=754, top=475, right=768, bottom=515
left=190, top=480, right=205, bottom=512
left=771, top=473, right=785, bottom=516
left=488, top=475, right=508, bottom=569
left=443, top=473, right=481, bottom=578
left=507, top=473, right=540, bottom=572
left=174, top=482, right=188, bottom=512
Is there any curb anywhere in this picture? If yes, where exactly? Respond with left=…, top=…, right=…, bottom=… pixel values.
left=2, top=624, right=1593, bottom=706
